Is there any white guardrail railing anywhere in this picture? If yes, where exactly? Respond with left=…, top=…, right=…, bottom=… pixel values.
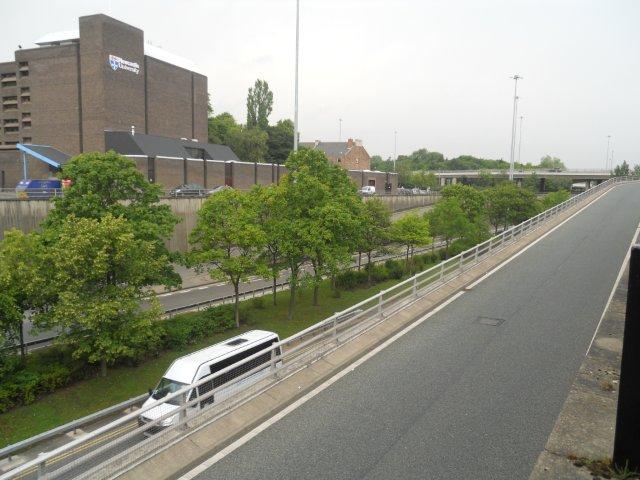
left=1, top=176, right=637, bottom=480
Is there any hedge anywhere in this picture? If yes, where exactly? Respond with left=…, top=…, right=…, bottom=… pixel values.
left=0, top=304, right=237, bottom=413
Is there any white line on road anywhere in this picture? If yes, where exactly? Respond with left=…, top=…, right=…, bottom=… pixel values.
left=586, top=221, right=640, bottom=355
left=177, top=290, right=466, bottom=480
left=177, top=185, right=618, bottom=480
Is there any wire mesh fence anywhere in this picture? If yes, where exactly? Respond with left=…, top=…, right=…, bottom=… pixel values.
left=1, top=176, right=636, bottom=480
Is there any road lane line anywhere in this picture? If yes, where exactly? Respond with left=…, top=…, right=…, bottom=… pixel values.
left=586, top=222, right=640, bottom=355
left=177, top=290, right=466, bottom=480
left=466, top=186, right=614, bottom=290
left=177, top=185, right=622, bottom=480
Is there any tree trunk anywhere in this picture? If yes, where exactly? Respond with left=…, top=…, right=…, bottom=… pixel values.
left=233, top=282, right=240, bottom=328
left=358, top=251, right=362, bottom=271
left=445, top=239, right=450, bottom=259
left=272, top=276, right=277, bottom=305
left=288, top=278, right=296, bottom=321
left=19, top=321, right=25, bottom=360
left=367, top=252, right=373, bottom=285
left=100, top=359, right=107, bottom=377
left=405, top=245, right=410, bottom=271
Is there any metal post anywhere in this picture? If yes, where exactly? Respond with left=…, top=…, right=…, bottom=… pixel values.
left=270, top=348, right=278, bottom=377
left=509, top=75, right=522, bottom=181
left=293, top=0, right=300, bottom=152
left=613, top=245, right=640, bottom=471
left=179, top=391, right=187, bottom=430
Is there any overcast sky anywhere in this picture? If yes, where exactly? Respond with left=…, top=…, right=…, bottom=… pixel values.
left=1, top=0, right=638, bottom=168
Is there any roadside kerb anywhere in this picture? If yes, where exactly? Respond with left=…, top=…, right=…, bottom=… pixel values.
left=1, top=177, right=631, bottom=480
left=114, top=180, right=620, bottom=480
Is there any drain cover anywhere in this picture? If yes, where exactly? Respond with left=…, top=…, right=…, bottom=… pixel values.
left=477, top=316, right=505, bottom=326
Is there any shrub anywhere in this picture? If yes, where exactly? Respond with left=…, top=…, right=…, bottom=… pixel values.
left=384, top=259, right=405, bottom=279
left=371, top=265, right=389, bottom=283
left=251, top=297, right=265, bottom=310
left=335, top=269, right=368, bottom=290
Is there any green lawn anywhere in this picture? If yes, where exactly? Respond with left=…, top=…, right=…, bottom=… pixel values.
left=0, top=278, right=399, bottom=447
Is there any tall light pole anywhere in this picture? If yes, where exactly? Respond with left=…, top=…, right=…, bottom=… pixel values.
left=293, top=0, right=300, bottom=151
left=394, top=130, right=397, bottom=172
left=606, top=135, right=611, bottom=171
left=509, top=75, right=522, bottom=181
left=517, top=115, right=524, bottom=166
left=339, top=118, right=342, bottom=141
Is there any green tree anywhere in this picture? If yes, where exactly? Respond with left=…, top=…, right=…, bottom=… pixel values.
left=390, top=213, right=432, bottom=270
left=370, top=155, right=393, bottom=172
left=266, top=119, right=294, bottom=164
left=613, top=161, right=630, bottom=176
left=38, top=215, right=164, bottom=376
left=227, top=126, right=269, bottom=163
left=246, top=79, right=273, bottom=130
left=254, top=185, right=285, bottom=305
left=208, top=112, right=239, bottom=145
left=0, top=231, right=49, bottom=359
left=44, top=151, right=180, bottom=288
left=539, top=155, right=566, bottom=170
left=358, top=199, right=391, bottom=284
left=440, top=184, right=485, bottom=221
left=189, top=188, right=266, bottom=327
left=427, top=197, right=471, bottom=258
left=540, top=190, right=570, bottom=210
left=633, top=164, right=640, bottom=177
left=544, top=177, right=573, bottom=192
left=484, top=183, right=539, bottom=233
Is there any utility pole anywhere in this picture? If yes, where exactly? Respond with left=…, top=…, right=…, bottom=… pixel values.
left=606, top=135, right=611, bottom=171
left=517, top=115, right=524, bottom=166
left=509, top=75, right=522, bottom=181
left=293, top=0, right=300, bottom=151
left=339, top=118, right=342, bottom=141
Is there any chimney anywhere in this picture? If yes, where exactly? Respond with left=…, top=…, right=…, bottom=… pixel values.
left=347, top=138, right=355, bottom=147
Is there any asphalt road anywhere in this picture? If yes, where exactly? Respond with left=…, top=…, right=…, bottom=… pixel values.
left=192, top=183, right=640, bottom=480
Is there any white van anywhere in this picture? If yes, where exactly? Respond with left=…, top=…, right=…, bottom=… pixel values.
left=138, top=330, right=280, bottom=432
left=359, top=185, right=376, bottom=195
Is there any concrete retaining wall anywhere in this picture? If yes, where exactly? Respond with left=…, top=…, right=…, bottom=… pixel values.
left=0, top=194, right=439, bottom=251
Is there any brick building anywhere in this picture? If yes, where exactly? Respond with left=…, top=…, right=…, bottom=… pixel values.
left=299, top=138, right=371, bottom=170
left=0, top=13, right=207, bottom=188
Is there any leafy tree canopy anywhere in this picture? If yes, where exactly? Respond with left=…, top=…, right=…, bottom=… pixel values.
left=246, top=79, right=273, bottom=130
left=539, top=155, right=566, bottom=171
left=208, top=112, right=239, bottom=145
left=266, top=119, right=294, bottom=164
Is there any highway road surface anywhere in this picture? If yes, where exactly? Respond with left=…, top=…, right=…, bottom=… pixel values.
left=190, top=182, right=640, bottom=479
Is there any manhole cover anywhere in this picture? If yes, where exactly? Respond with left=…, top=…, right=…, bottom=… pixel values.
left=477, top=316, right=505, bottom=326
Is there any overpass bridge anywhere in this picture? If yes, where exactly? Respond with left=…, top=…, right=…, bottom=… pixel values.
left=434, top=168, right=610, bottom=189
left=1, top=177, right=638, bottom=480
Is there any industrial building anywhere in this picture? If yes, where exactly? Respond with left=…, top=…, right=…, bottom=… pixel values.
left=0, top=13, right=207, bottom=188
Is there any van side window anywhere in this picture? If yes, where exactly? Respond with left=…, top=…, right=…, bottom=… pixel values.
left=196, top=338, right=280, bottom=404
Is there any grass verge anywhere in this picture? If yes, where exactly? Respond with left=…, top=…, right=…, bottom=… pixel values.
left=0, top=277, right=399, bottom=448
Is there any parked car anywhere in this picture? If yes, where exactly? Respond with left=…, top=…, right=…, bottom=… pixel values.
left=138, top=330, right=281, bottom=433
left=169, top=184, right=209, bottom=197
left=15, top=179, right=62, bottom=199
left=359, top=185, right=376, bottom=195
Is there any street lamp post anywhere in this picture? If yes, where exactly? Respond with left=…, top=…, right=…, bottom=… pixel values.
left=509, top=75, right=522, bottom=181
left=517, top=115, right=524, bottom=166
left=293, top=0, right=300, bottom=152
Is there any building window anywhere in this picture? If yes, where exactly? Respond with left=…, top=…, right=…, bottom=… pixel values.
left=20, top=87, right=29, bottom=93
left=2, top=119, right=18, bottom=126
left=4, top=127, right=19, bottom=133
left=20, top=95, right=30, bottom=103
left=1, top=81, right=17, bottom=87
left=22, top=137, right=31, bottom=143
left=21, top=112, right=30, bottom=118
left=22, top=121, right=31, bottom=128
left=18, top=61, right=28, bottom=67
left=5, top=141, right=17, bottom=146
left=19, top=70, right=29, bottom=78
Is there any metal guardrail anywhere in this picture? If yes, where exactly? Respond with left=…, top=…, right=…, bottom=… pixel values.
left=0, top=189, right=63, bottom=200
left=2, top=176, right=636, bottom=480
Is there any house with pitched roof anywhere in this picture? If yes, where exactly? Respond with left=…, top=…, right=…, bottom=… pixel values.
left=299, top=138, right=371, bottom=171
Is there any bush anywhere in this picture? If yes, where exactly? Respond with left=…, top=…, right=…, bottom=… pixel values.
left=251, top=297, right=265, bottom=309
left=384, top=259, right=405, bottom=279
left=162, top=305, right=236, bottom=349
left=335, top=269, right=368, bottom=290
left=371, top=265, right=389, bottom=283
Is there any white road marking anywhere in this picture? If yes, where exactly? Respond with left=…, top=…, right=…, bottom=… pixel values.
left=177, top=290, right=465, bottom=480
left=177, top=186, right=620, bottom=480
left=197, top=286, right=209, bottom=290
left=586, top=221, right=640, bottom=355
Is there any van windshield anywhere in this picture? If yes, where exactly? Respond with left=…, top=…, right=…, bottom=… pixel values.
left=152, top=378, right=187, bottom=406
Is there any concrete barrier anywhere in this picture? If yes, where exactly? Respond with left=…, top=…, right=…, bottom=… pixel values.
left=0, top=194, right=439, bottom=251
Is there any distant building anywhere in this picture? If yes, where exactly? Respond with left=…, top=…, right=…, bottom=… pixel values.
left=0, top=13, right=207, bottom=188
left=299, top=138, right=371, bottom=170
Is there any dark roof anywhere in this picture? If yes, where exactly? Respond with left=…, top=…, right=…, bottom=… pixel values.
left=105, top=131, right=240, bottom=161
left=299, top=141, right=351, bottom=158
left=16, top=143, right=71, bottom=169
